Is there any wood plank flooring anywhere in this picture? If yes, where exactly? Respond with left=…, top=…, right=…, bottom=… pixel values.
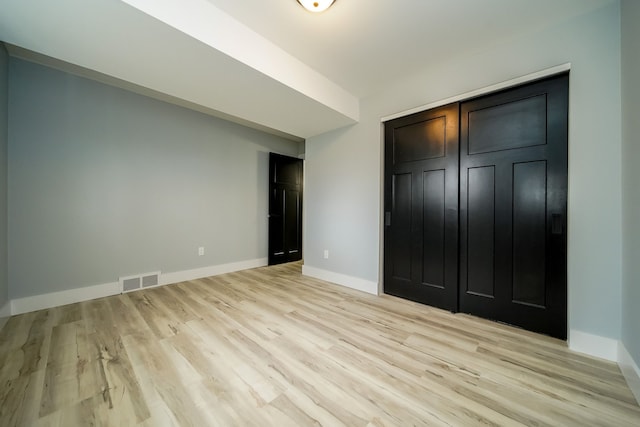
left=0, top=262, right=638, bottom=426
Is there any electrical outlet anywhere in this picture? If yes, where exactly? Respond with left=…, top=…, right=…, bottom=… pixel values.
left=323, top=249, right=329, bottom=259
left=198, top=247, right=205, bottom=256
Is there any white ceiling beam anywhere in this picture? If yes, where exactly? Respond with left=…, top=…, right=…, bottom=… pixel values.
left=0, top=0, right=359, bottom=138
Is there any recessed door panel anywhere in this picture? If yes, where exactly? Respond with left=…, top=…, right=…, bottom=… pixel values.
left=422, top=170, right=445, bottom=288
left=274, top=160, right=301, bottom=186
left=512, top=161, right=547, bottom=307
left=270, top=188, right=285, bottom=256
left=285, top=189, right=301, bottom=256
left=466, top=166, right=495, bottom=298
left=468, top=94, right=547, bottom=154
left=391, top=173, right=413, bottom=281
left=393, top=116, right=446, bottom=163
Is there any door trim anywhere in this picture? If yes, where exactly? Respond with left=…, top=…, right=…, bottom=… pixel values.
left=380, top=63, right=571, bottom=123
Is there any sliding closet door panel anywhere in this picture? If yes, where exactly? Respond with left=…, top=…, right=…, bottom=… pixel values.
left=384, top=103, right=459, bottom=311
left=460, top=73, right=568, bottom=339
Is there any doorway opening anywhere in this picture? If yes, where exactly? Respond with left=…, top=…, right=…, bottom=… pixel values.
left=268, top=153, right=303, bottom=265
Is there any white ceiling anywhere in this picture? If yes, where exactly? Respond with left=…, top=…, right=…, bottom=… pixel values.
left=0, top=0, right=613, bottom=140
left=206, top=0, right=612, bottom=98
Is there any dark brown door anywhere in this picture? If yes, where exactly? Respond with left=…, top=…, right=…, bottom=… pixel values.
left=269, top=153, right=303, bottom=265
left=384, top=103, right=459, bottom=311
left=459, top=74, right=568, bottom=339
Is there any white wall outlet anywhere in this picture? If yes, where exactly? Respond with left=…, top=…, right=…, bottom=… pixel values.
left=323, top=249, right=329, bottom=259
left=198, top=247, right=205, bottom=256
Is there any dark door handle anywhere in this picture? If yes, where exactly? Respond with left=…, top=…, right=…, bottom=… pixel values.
left=552, top=213, right=563, bottom=235
left=385, top=212, right=391, bottom=226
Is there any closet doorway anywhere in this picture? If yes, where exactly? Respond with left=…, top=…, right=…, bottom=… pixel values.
left=383, top=73, right=568, bottom=339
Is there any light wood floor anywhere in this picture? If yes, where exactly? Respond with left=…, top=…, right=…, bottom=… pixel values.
left=0, top=262, right=638, bottom=426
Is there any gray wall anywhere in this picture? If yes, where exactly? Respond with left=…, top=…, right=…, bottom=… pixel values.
left=0, top=44, right=8, bottom=312
left=8, top=58, right=300, bottom=299
left=305, top=3, right=623, bottom=340
left=621, top=0, right=640, bottom=368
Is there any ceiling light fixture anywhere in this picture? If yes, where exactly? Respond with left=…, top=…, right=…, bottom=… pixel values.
left=297, top=0, right=336, bottom=13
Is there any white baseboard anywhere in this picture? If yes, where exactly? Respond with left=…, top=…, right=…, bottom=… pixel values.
left=618, top=341, right=640, bottom=405
left=302, top=265, right=378, bottom=295
left=159, top=258, right=267, bottom=286
left=0, top=300, right=10, bottom=331
left=0, top=300, right=10, bottom=318
left=10, top=258, right=268, bottom=315
left=11, top=281, right=121, bottom=315
left=569, top=329, right=618, bottom=361
left=570, top=332, right=640, bottom=404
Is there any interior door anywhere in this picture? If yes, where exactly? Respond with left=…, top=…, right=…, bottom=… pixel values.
left=268, top=153, right=303, bottom=265
left=384, top=103, right=459, bottom=311
left=459, top=74, right=568, bottom=339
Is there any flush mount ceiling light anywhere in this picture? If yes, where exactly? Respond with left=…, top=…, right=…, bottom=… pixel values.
left=297, top=0, right=336, bottom=13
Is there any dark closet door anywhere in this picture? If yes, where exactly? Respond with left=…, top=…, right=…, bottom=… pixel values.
left=269, top=153, right=303, bottom=265
left=384, top=104, right=459, bottom=311
left=459, top=74, right=568, bottom=339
